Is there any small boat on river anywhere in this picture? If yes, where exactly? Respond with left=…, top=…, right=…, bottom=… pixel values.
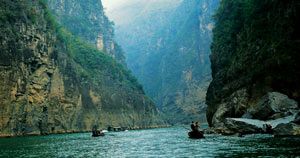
left=188, top=131, right=205, bottom=139
left=107, top=126, right=128, bottom=132
left=92, top=130, right=105, bottom=137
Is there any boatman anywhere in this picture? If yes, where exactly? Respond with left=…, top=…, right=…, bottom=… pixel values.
left=191, top=121, right=196, bottom=131
left=195, top=122, right=200, bottom=131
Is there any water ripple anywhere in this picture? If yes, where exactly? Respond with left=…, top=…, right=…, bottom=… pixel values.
left=1, top=127, right=300, bottom=157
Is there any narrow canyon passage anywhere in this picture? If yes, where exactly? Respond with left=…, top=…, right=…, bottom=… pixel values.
left=102, top=0, right=219, bottom=124
left=0, top=0, right=299, bottom=157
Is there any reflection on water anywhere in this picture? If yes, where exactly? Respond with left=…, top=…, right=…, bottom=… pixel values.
left=1, top=127, right=300, bottom=157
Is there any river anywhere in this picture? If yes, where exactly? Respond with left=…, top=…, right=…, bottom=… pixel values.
left=0, top=127, right=300, bottom=157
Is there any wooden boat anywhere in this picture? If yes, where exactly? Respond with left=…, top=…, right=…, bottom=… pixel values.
left=188, top=131, right=205, bottom=139
left=107, top=126, right=128, bottom=132
left=92, top=130, right=105, bottom=137
left=92, top=133, right=105, bottom=137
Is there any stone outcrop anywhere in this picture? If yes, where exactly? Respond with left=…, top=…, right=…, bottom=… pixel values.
left=273, top=123, right=300, bottom=137
left=292, top=112, right=300, bottom=124
left=211, top=89, right=248, bottom=127
left=206, top=0, right=299, bottom=130
left=220, top=114, right=297, bottom=135
left=223, top=118, right=263, bottom=135
left=0, top=0, right=164, bottom=137
left=213, top=91, right=300, bottom=135
left=248, top=92, right=298, bottom=120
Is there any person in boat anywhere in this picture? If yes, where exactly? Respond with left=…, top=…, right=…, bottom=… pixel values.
left=92, top=129, right=104, bottom=137
left=263, top=123, right=273, bottom=134
left=191, top=121, right=196, bottom=131
left=92, top=126, right=97, bottom=136
left=189, top=121, right=204, bottom=139
left=92, top=125, right=105, bottom=136
left=195, top=122, right=200, bottom=131
left=195, top=121, right=204, bottom=134
left=266, top=124, right=273, bottom=134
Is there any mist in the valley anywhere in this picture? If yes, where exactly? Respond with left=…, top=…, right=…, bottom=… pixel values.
left=102, top=0, right=182, bottom=26
left=102, top=0, right=218, bottom=124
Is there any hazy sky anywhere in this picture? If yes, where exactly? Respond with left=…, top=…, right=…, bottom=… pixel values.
left=102, top=0, right=119, bottom=8
left=102, top=0, right=142, bottom=13
left=102, top=0, right=182, bottom=26
left=102, top=0, right=127, bottom=10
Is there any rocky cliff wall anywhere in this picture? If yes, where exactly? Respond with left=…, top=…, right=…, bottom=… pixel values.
left=0, top=0, right=164, bottom=137
left=47, top=0, right=126, bottom=65
left=206, top=0, right=300, bottom=127
left=115, top=0, right=219, bottom=124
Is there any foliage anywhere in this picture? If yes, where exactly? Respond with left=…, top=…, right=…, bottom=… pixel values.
left=207, top=0, right=300, bottom=125
left=51, top=21, right=143, bottom=92
left=0, top=1, right=40, bottom=24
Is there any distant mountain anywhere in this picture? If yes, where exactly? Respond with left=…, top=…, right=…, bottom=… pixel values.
left=113, top=0, right=219, bottom=124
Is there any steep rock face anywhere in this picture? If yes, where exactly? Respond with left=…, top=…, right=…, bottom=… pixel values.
left=0, top=0, right=164, bottom=137
left=47, top=0, right=125, bottom=64
left=206, top=0, right=300, bottom=127
left=247, top=92, right=298, bottom=120
left=114, top=0, right=219, bottom=124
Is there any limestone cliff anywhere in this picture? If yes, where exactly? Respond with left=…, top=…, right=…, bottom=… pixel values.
left=114, top=0, right=219, bottom=124
left=47, top=0, right=126, bottom=65
left=0, top=0, right=164, bottom=137
left=206, top=0, right=300, bottom=127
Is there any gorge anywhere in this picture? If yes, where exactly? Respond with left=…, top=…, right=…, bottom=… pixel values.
left=0, top=0, right=299, bottom=152
left=104, top=0, right=300, bottom=136
left=105, top=0, right=220, bottom=124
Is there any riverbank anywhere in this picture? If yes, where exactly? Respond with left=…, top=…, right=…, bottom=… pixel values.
left=0, top=124, right=171, bottom=138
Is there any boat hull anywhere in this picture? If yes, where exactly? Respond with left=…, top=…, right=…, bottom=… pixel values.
left=188, top=131, right=205, bottom=139
left=92, top=133, right=105, bottom=137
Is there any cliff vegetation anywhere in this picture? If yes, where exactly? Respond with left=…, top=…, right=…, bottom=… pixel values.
left=207, top=0, right=299, bottom=126
left=0, top=0, right=164, bottom=137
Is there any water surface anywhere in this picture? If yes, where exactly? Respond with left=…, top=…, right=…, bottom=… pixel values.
left=1, top=127, right=300, bottom=157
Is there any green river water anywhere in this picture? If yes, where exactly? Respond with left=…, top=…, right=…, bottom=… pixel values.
left=0, top=127, right=300, bottom=157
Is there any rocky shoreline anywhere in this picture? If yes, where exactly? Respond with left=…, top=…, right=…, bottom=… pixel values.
left=206, top=92, right=300, bottom=137
left=0, top=125, right=171, bottom=138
